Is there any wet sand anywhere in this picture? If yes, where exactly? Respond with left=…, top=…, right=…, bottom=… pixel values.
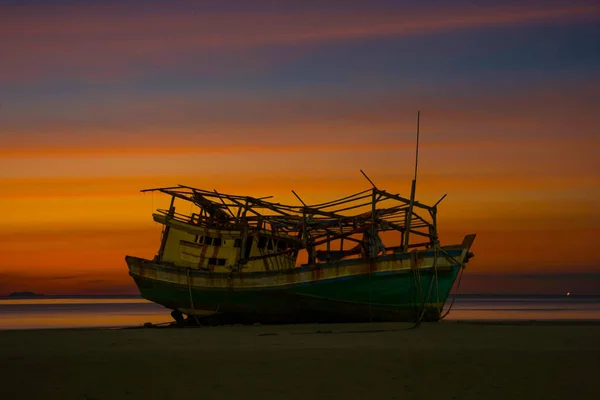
left=1, top=322, right=598, bottom=399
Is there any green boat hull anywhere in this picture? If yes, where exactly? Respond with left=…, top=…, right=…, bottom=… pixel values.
left=128, top=253, right=466, bottom=323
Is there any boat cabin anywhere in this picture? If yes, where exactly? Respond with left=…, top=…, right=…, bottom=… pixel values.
left=153, top=212, right=299, bottom=273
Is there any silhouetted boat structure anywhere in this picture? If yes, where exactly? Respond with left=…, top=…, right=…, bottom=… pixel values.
left=126, top=113, right=476, bottom=324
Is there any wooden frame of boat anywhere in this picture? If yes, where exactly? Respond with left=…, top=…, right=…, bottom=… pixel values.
left=141, top=181, right=449, bottom=268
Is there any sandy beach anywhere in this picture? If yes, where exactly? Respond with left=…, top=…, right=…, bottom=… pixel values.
left=0, top=321, right=598, bottom=399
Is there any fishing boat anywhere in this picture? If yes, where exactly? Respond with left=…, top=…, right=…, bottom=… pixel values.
left=126, top=115, right=476, bottom=324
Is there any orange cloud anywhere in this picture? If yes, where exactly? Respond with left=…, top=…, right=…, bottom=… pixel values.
left=1, top=172, right=597, bottom=201
left=1, top=139, right=596, bottom=186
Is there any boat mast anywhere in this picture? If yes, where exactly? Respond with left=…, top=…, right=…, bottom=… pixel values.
left=403, top=111, right=420, bottom=252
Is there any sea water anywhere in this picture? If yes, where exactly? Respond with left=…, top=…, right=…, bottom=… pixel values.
left=444, top=295, right=600, bottom=321
left=0, top=297, right=170, bottom=330
left=0, top=295, right=598, bottom=330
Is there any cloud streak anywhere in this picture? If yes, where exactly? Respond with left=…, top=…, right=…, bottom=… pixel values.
left=1, top=1, right=598, bottom=82
left=2, top=79, right=598, bottom=155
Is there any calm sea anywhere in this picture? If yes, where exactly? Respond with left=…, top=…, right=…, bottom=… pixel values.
left=0, top=295, right=598, bottom=330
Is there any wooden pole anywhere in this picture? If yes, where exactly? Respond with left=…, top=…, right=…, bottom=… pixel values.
left=157, top=195, right=176, bottom=260
left=340, top=221, right=344, bottom=252
left=213, top=189, right=236, bottom=219
left=414, top=110, right=421, bottom=182
left=360, top=170, right=378, bottom=189
left=403, top=111, right=420, bottom=252
left=238, top=198, right=249, bottom=269
left=371, top=188, right=377, bottom=257
left=292, top=190, right=307, bottom=207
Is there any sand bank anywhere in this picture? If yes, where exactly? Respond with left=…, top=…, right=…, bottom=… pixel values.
left=1, top=321, right=598, bottom=399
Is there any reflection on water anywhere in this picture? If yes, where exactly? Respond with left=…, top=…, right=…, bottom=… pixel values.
left=1, top=298, right=151, bottom=305
left=0, top=295, right=598, bottom=330
left=0, top=297, right=171, bottom=330
left=444, top=295, right=600, bottom=321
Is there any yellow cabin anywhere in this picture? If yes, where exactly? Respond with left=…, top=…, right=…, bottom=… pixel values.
left=154, top=212, right=300, bottom=273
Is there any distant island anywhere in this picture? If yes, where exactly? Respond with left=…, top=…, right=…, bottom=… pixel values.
left=8, top=292, right=44, bottom=298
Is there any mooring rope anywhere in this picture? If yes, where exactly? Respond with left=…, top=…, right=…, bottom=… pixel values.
left=409, top=250, right=425, bottom=322
left=439, top=264, right=465, bottom=320
left=368, top=236, right=373, bottom=322
left=186, top=268, right=201, bottom=325
left=413, top=245, right=440, bottom=326
left=368, top=258, right=373, bottom=322
left=431, top=245, right=440, bottom=318
left=434, top=245, right=440, bottom=313
left=186, top=268, right=194, bottom=308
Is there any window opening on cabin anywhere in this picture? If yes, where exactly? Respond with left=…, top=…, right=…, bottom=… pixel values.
left=258, top=236, right=268, bottom=249
left=196, top=236, right=224, bottom=247
left=277, top=240, right=287, bottom=251
left=267, top=238, right=274, bottom=251
left=208, top=257, right=227, bottom=266
left=234, top=238, right=241, bottom=248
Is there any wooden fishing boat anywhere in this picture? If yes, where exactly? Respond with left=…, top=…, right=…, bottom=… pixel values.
left=126, top=115, right=476, bottom=324
left=126, top=181, right=475, bottom=324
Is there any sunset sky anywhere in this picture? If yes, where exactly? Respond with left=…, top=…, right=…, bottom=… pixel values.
left=1, top=0, right=599, bottom=295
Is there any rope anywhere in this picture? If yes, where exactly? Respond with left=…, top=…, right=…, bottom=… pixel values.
left=409, top=252, right=417, bottom=321
left=411, top=275, right=434, bottom=328
left=186, top=268, right=201, bottom=325
left=368, top=236, right=373, bottom=322
left=368, top=259, right=373, bottom=322
left=440, top=265, right=465, bottom=320
left=413, top=246, right=440, bottom=327
left=409, top=250, right=424, bottom=323
left=434, top=245, right=440, bottom=314
left=430, top=245, right=440, bottom=318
